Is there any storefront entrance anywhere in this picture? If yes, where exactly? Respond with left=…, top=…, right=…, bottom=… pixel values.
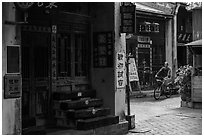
left=21, top=23, right=90, bottom=131
left=137, top=47, right=152, bottom=86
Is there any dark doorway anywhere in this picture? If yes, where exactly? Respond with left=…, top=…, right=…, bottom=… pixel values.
left=177, top=46, right=187, bottom=67
left=21, top=30, right=51, bottom=129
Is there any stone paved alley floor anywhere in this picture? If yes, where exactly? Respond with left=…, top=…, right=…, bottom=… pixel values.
left=128, top=95, right=202, bottom=135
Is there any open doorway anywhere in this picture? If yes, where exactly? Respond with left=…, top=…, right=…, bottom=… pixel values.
left=21, top=30, right=51, bottom=130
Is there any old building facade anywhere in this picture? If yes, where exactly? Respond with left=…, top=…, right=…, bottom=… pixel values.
left=2, top=2, right=128, bottom=134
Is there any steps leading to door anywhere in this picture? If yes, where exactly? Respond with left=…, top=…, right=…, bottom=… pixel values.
left=60, top=98, right=103, bottom=110
left=77, top=115, right=119, bottom=130
left=66, top=107, right=110, bottom=119
left=47, top=121, right=129, bottom=135
left=53, top=90, right=96, bottom=100
left=52, top=89, right=123, bottom=131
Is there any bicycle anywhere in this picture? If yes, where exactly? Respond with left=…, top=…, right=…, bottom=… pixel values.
left=154, top=77, right=173, bottom=100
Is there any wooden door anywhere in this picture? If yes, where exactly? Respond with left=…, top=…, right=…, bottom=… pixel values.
left=21, top=30, right=51, bottom=128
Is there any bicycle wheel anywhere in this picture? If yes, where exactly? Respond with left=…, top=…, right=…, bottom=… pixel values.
left=165, top=85, right=172, bottom=98
left=154, top=86, right=162, bottom=100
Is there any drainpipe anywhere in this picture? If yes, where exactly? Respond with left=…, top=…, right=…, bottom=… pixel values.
left=172, top=3, right=180, bottom=79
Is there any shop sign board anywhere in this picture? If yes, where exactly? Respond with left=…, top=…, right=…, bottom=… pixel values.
left=177, top=33, right=192, bottom=43
left=116, top=52, right=126, bottom=88
left=137, top=36, right=151, bottom=43
left=93, top=32, right=113, bottom=68
left=129, top=58, right=139, bottom=82
left=137, top=44, right=151, bottom=48
left=120, top=3, right=136, bottom=33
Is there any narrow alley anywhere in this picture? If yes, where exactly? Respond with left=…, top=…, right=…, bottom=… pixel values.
left=128, top=95, right=202, bottom=135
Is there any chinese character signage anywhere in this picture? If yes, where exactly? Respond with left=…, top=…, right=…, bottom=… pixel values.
left=137, top=36, right=151, bottom=43
left=129, top=58, right=139, bottom=82
left=120, top=3, right=136, bottom=33
left=93, top=32, right=113, bottom=68
left=177, top=33, right=192, bottom=43
left=116, top=53, right=126, bottom=88
left=14, top=2, right=58, bottom=11
left=4, top=74, right=21, bottom=99
left=137, top=44, right=151, bottom=48
left=139, top=22, right=159, bottom=33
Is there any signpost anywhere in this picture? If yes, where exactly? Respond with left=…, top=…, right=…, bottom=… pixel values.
left=125, top=54, right=136, bottom=130
left=120, top=2, right=136, bottom=130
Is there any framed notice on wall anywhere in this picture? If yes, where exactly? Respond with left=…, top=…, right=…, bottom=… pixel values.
left=4, top=74, right=21, bottom=99
left=7, top=45, right=20, bottom=74
left=93, top=32, right=114, bottom=68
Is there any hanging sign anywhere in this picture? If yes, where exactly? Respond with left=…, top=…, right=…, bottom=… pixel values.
left=116, top=52, right=126, bottom=88
left=120, top=3, right=136, bottom=33
left=129, top=58, right=139, bottom=82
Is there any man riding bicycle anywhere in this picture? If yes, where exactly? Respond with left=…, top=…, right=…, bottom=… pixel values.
left=155, top=62, right=172, bottom=87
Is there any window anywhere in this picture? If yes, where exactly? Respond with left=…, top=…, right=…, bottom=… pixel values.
left=75, top=33, right=88, bottom=76
left=57, top=33, right=71, bottom=77
left=57, top=33, right=89, bottom=77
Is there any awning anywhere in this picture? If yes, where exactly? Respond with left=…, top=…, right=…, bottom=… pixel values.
left=185, top=39, right=202, bottom=54
left=135, top=2, right=174, bottom=16
left=136, top=3, right=165, bottom=14
left=185, top=39, right=202, bottom=46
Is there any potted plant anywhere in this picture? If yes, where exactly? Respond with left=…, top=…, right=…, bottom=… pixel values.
left=175, top=65, right=193, bottom=102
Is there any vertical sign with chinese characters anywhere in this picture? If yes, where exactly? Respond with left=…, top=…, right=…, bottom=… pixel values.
left=120, top=3, right=136, bottom=33
left=116, top=53, right=126, bottom=88
left=93, top=32, right=113, bottom=68
left=51, top=25, right=57, bottom=92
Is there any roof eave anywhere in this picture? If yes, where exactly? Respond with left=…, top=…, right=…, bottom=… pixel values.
left=136, top=9, right=174, bottom=19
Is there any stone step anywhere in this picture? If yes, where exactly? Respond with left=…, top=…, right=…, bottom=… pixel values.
left=47, top=121, right=128, bottom=135
left=53, top=90, right=96, bottom=100
left=22, top=126, right=46, bottom=135
left=67, top=107, right=111, bottom=119
left=22, top=117, right=36, bottom=129
left=55, top=117, right=75, bottom=128
left=76, top=115, right=119, bottom=130
left=60, top=98, right=103, bottom=110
